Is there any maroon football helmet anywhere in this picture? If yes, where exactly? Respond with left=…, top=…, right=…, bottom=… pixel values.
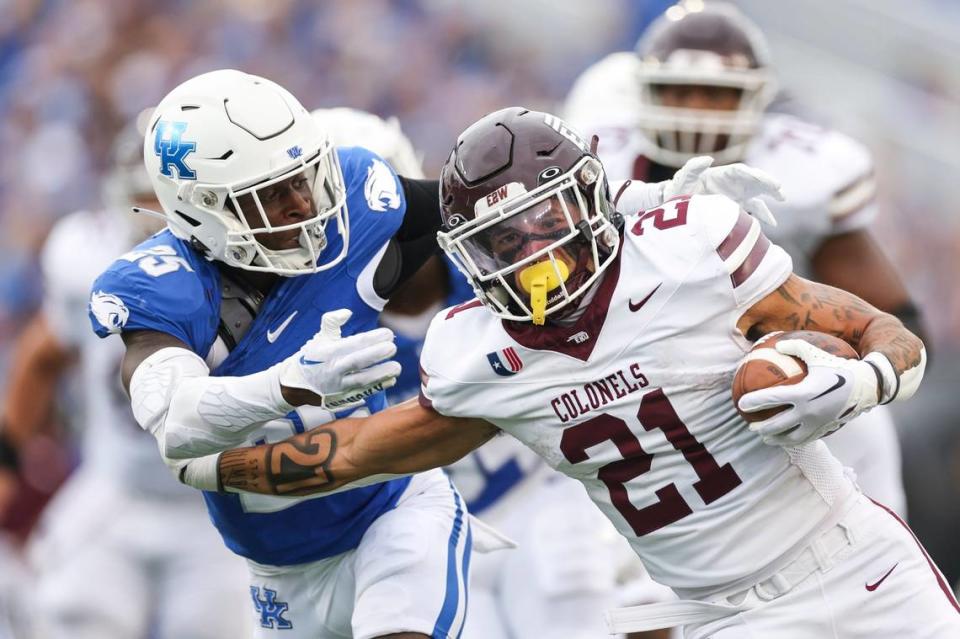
left=635, top=2, right=776, bottom=167
left=438, top=107, right=621, bottom=325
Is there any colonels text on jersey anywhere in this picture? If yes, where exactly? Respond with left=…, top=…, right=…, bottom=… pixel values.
left=420, top=193, right=855, bottom=598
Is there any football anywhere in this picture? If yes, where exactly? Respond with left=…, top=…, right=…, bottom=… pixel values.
left=732, top=331, right=859, bottom=423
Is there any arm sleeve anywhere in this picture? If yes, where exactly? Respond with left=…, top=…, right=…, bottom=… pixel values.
left=373, top=178, right=444, bottom=298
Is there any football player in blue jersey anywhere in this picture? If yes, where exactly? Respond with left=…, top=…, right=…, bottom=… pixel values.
left=89, top=70, right=474, bottom=639
left=89, top=71, right=787, bottom=639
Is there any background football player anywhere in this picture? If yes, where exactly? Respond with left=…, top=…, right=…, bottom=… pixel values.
left=563, top=0, right=926, bottom=517
left=0, top=120, right=252, bottom=639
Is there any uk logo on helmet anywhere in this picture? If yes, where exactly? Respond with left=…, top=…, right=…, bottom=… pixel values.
left=154, top=121, right=197, bottom=180
left=487, top=347, right=523, bottom=376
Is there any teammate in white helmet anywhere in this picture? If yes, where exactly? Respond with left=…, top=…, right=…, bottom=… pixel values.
left=564, top=1, right=921, bottom=517
left=185, top=107, right=952, bottom=639
left=0, top=118, right=252, bottom=639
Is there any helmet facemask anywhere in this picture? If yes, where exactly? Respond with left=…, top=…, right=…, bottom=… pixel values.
left=170, top=138, right=348, bottom=276
left=637, top=55, right=775, bottom=167
left=439, top=157, right=619, bottom=325
left=634, top=3, right=777, bottom=167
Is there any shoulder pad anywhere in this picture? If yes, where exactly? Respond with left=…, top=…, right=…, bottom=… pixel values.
left=88, top=233, right=217, bottom=353
left=755, top=114, right=874, bottom=210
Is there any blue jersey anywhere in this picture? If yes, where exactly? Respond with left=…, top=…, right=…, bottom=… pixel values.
left=89, top=147, right=412, bottom=565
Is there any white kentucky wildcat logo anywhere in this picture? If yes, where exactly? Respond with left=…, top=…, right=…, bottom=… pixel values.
left=90, top=291, right=129, bottom=334
left=364, top=159, right=401, bottom=212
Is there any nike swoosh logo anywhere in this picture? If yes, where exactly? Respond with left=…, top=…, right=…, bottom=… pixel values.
left=299, top=356, right=323, bottom=366
left=267, top=311, right=298, bottom=343
left=629, top=283, right=662, bottom=313
left=812, top=374, right=846, bottom=400
left=865, top=563, right=898, bottom=591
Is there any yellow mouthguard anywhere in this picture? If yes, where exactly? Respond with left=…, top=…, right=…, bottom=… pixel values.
left=518, top=260, right=570, bottom=326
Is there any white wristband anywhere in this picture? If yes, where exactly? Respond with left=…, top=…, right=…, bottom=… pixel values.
left=180, top=453, right=222, bottom=491
left=863, top=348, right=927, bottom=404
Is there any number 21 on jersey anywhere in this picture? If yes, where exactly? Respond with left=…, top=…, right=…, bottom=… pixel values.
left=560, top=388, right=741, bottom=536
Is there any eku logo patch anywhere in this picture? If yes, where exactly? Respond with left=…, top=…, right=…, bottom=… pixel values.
left=250, top=586, right=293, bottom=630
left=154, top=121, right=197, bottom=179
left=487, top=347, right=523, bottom=376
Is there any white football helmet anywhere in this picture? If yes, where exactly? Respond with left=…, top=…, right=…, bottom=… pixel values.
left=311, top=107, right=424, bottom=179
left=144, top=69, right=347, bottom=275
left=635, top=2, right=776, bottom=167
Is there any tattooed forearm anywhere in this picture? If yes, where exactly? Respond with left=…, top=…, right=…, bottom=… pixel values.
left=218, top=428, right=339, bottom=496
left=747, top=275, right=924, bottom=376
left=860, top=314, right=925, bottom=374
left=746, top=276, right=873, bottom=345
left=768, top=277, right=873, bottom=346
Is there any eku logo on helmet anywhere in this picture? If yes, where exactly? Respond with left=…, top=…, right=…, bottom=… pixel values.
left=486, top=347, right=523, bottom=376
left=154, top=121, right=197, bottom=180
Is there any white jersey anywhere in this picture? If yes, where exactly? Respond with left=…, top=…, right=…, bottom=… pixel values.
left=420, top=193, right=857, bottom=597
left=41, top=209, right=191, bottom=498
left=564, top=53, right=878, bottom=278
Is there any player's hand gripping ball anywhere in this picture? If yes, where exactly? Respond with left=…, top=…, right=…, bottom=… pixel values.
left=732, top=331, right=858, bottom=423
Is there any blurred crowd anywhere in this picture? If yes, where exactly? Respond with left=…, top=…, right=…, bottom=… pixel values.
left=0, top=0, right=958, bottom=581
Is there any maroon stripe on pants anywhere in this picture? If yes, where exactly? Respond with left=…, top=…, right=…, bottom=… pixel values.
left=869, top=497, right=960, bottom=614
left=716, top=210, right=754, bottom=261
left=731, top=234, right=771, bottom=288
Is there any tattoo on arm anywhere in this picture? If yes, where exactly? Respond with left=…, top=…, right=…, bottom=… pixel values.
left=752, top=275, right=924, bottom=376
left=859, top=315, right=924, bottom=373
left=218, top=429, right=338, bottom=496
left=759, top=276, right=872, bottom=346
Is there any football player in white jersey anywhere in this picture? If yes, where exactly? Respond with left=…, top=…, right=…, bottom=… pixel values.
left=315, top=107, right=625, bottom=639
left=186, top=107, right=955, bottom=638
left=563, top=1, right=922, bottom=516
left=0, top=122, right=252, bottom=638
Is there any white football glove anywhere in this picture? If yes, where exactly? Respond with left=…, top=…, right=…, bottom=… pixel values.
left=276, top=309, right=400, bottom=411
left=737, top=339, right=880, bottom=447
left=662, top=156, right=783, bottom=226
